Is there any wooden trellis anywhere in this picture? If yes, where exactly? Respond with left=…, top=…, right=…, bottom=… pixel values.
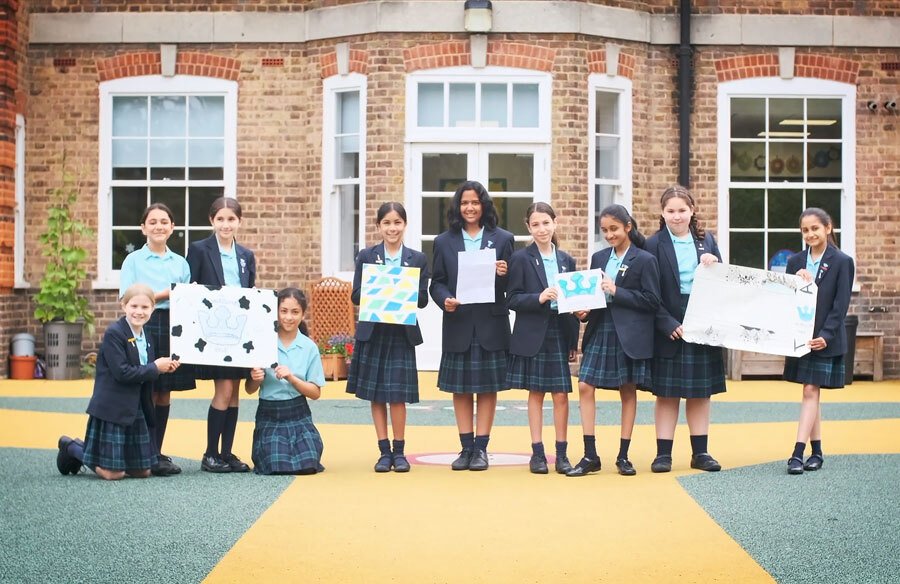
left=308, top=276, right=355, bottom=347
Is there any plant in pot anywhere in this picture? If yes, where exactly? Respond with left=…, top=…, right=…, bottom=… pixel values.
left=33, top=156, right=95, bottom=380
left=318, top=333, right=354, bottom=381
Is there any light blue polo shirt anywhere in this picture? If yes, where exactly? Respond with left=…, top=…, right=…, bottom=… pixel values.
left=258, top=333, right=327, bottom=401
left=540, top=245, right=560, bottom=310
left=119, top=245, right=191, bottom=309
left=604, top=246, right=629, bottom=302
left=217, top=240, right=241, bottom=287
left=129, top=325, right=149, bottom=365
left=668, top=228, right=698, bottom=294
left=462, top=228, right=484, bottom=252
left=806, top=250, right=823, bottom=280
left=385, top=245, right=403, bottom=267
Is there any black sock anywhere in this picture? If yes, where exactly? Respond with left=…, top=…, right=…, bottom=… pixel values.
left=617, top=438, right=631, bottom=461
left=792, top=442, right=806, bottom=459
left=656, top=438, right=673, bottom=457
left=66, top=439, right=84, bottom=463
left=378, top=438, right=391, bottom=456
left=583, top=435, right=597, bottom=459
left=459, top=432, right=475, bottom=451
left=555, top=440, right=568, bottom=457
left=154, top=404, right=170, bottom=453
left=206, top=406, right=227, bottom=457
left=474, top=435, right=489, bottom=452
left=531, top=442, right=545, bottom=457
left=392, top=439, right=405, bottom=456
left=220, top=407, right=239, bottom=457
left=810, top=440, right=823, bottom=456
left=689, top=434, right=708, bottom=456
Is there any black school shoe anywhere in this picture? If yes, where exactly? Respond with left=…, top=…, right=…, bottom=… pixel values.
left=615, top=458, right=637, bottom=476
left=392, top=454, right=411, bottom=473
left=451, top=449, right=473, bottom=471
left=787, top=457, right=804, bottom=475
left=468, top=449, right=489, bottom=471
left=690, top=453, right=722, bottom=472
left=803, top=454, right=824, bottom=471
left=529, top=454, right=549, bottom=474
left=151, top=454, right=182, bottom=477
left=374, top=454, right=393, bottom=473
left=554, top=455, right=573, bottom=474
left=201, top=454, right=232, bottom=473
left=566, top=456, right=602, bottom=477
left=56, top=436, right=84, bottom=475
left=650, top=455, right=673, bottom=473
left=222, top=453, right=251, bottom=473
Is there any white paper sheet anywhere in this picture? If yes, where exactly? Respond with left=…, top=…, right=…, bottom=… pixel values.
left=682, top=263, right=817, bottom=357
left=455, top=248, right=497, bottom=305
left=555, top=269, right=607, bottom=313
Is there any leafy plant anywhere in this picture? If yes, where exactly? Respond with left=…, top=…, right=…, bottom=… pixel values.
left=33, top=154, right=95, bottom=333
left=319, top=333, right=354, bottom=358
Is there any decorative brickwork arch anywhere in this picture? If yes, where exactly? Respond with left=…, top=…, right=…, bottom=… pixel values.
left=715, top=53, right=859, bottom=84
left=586, top=49, right=635, bottom=79
left=404, top=41, right=556, bottom=73
left=403, top=41, right=469, bottom=72
left=320, top=49, right=369, bottom=78
left=96, top=52, right=241, bottom=82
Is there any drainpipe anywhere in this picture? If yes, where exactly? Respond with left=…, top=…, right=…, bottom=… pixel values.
left=677, top=0, right=692, bottom=188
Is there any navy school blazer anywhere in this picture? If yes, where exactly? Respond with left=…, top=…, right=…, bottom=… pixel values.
left=429, top=226, right=515, bottom=352
left=644, top=229, right=722, bottom=359
left=582, top=246, right=661, bottom=360
left=186, top=234, right=256, bottom=288
left=786, top=245, right=855, bottom=358
left=85, top=317, right=160, bottom=428
left=351, top=243, right=430, bottom=347
left=506, top=243, right=580, bottom=357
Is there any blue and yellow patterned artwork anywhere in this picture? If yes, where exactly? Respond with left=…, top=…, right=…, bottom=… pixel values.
left=360, top=264, right=421, bottom=325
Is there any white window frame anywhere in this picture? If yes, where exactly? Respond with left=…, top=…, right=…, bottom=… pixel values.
left=14, top=114, right=28, bottom=288
left=96, top=75, right=238, bottom=289
left=405, top=67, right=552, bottom=144
left=588, top=74, right=633, bottom=252
left=322, top=73, right=367, bottom=280
left=717, top=77, right=856, bottom=263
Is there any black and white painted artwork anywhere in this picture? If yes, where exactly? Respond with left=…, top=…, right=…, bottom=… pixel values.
left=682, top=264, right=818, bottom=358
left=169, top=283, right=279, bottom=368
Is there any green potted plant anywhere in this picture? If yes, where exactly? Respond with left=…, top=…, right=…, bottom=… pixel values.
left=33, top=155, right=95, bottom=380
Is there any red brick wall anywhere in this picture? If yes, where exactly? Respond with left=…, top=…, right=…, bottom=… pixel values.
left=0, top=0, right=17, bottom=291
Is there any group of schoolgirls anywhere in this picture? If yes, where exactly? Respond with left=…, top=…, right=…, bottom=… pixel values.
left=55, top=183, right=854, bottom=481
left=57, top=198, right=325, bottom=480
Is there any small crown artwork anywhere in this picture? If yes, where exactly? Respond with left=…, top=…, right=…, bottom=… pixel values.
left=559, top=273, right=599, bottom=299
left=796, top=305, right=816, bottom=322
left=198, top=304, right=247, bottom=345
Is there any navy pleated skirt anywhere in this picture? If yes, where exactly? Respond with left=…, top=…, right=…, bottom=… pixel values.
left=252, top=397, right=324, bottom=475
left=346, top=324, right=419, bottom=404
left=506, top=315, right=573, bottom=394
left=146, top=309, right=196, bottom=392
left=784, top=353, right=845, bottom=389
left=438, top=337, right=509, bottom=394
left=579, top=311, right=652, bottom=391
left=82, top=415, right=155, bottom=471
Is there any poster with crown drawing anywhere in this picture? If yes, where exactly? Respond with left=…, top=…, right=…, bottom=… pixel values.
left=555, top=269, right=607, bottom=313
left=682, top=263, right=817, bottom=357
left=169, top=284, right=279, bottom=368
left=359, top=264, right=421, bottom=326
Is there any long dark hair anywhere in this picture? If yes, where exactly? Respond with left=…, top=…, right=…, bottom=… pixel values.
left=208, top=196, right=242, bottom=221
left=375, top=201, right=407, bottom=224
left=446, top=180, right=499, bottom=231
left=524, top=201, right=559, bottom=248
left=277, top=287, right=309, bottom=337
left=799, top=207, right=837, bottom=246
left=658, top=185, right=706, bottom=239
left=140, top=202, right=175, bottom=224
left=600, top=204, right=645, bottom=249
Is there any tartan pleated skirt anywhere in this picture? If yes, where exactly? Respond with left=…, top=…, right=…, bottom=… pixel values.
left=438, top=338, right=509, bottom=394
left=145, top=309, right=196, bottom=392
left=82, top=415, right=155, bottom=471
left=579, top=311, right=652, bottom=391
left=783, top=353, right=845, bottom=389
left=252, top=397, right=323, bottom=475
left=506, top=315, right=573, bottom=394
left=346, top=324, right=419, bottom=404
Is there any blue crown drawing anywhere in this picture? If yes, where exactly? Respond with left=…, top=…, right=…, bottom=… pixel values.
left=559, top=273, right=599, bottom=298
left=796, top=305, right=815, bottom=322
left=199, top=305, right=247, bottom=344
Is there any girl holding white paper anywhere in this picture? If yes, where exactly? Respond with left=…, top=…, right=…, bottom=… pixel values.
left=569, top=205, right=660, bottom=477
left=782, top=208, right=854, bottom=475
left=346, top=202, right=429, bottom=473
left=506, top=202, right=580, bottom=475
left=430, top=181, right=515, bottom=471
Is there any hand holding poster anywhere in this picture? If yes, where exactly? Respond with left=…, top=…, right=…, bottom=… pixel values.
left=554, top=269, right=607, bottom=313
left=169, top=284, right=278, bottom=368
left=456, top=248, right=497, bottom=305
left=360, top=264, right=421, bottom=325
left=682, top=263, right=817, bottom=357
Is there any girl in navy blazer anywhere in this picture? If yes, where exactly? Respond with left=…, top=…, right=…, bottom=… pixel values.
left=644, top=186, right=725, bottom=474
left=506, top=202, right=579, bottom=475
left=429, top=181, right=515, bottom=471
left=346, top=202, right=429, bottom=473
left=569, top=205, right=660, bottom=477
left=56, top=284, right=180, bottom=480
left=783, top=208, right=855, bottom=475
left=186, top=197, right=257, bottom=474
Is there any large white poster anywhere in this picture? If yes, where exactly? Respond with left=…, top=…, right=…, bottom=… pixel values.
left=682, top=263, right=817, bottom=358
left=169, top=284, right=279, bottom=368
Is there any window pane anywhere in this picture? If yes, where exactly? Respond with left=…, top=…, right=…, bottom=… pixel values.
left=769, top=142, right=804, bottom=183
left=169, top=229, right=188, bottom=257
left=488, top=153, right=533, bottom=192
left=112, top=186, right=147, bottom=227
left=493, top=196, right=531, bottom=236
left=421, top=239, right=435, bottom=268
left=422, top=196, right=450, bottom=236
left=730, top=98, right=764, bottom=139
left=150, top=96, right=186, bottom=137
left=807, top=144, right=842, bottom=183
left=112, top=139, right=147, bottom=180
left=729, top=188, right=763, bottom=229
left=768, top=189, right=803, bottom=229
left=112, top=229, right=146, bottom=270
left=417, top=83, right=443, bottom=127
left=150, top=139, right=186, bottom=180
left=806, top=190, right=841, bottom=228
left=188, top=229, right=214, bottom=245
left=112, top=96, right=147, bottom=137
left=421, top=153, right=467, bottom=192
left=512, top=84, right=539, bottom=128
left=595, top=91, right=618, bottom=134
left=594, top=184, right=616, bottom=248
left=188, top=139, right=224, bottom=168
left=188, top=96, right=225, bottom=137
left=338, top=184, right=359, bottom=272
left=335, top=136, right=359, bottom=180
left=730, top=231, right=764, bottom=269
left=449, top=84, right=476, bottom=127
left=768, top=232, right=802, bottom=271
left=730, top=143, right=764, bottom=182
left=482, top=83, right=507, bottom=128
left=807, top=99, right=841, bottom=140
left=768, top=98, right=803, bottom=136
left=150, top=186, right=186, bottom=226
left=595, top=136, right=619, bottom=180
left=336, top=91, right=360, bottom=134
left=187, top=187, right=225, bottom=227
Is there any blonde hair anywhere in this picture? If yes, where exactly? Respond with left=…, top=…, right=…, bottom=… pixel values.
left=121, top=284, right=156, bottom=307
